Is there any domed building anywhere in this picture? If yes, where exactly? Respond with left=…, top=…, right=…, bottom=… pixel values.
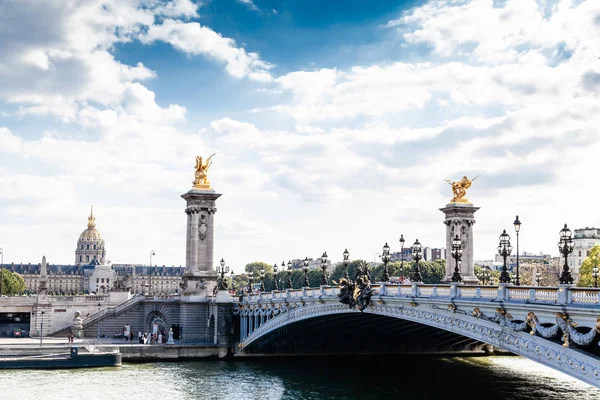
left=75, top=206, right=106, bottom=265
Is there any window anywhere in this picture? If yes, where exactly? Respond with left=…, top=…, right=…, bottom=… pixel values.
left=101, top=278, right=104, bottom=283
left=578, top=251, right=581, bottom=257
left=79, top=256, right=82, bottom=262
left=94, top=245, right=96, bottom=250
left=587, top=251, right=591, bottom=256
left=86, top=256, right=89, bottom=262
left=107, top=279, right=109, bottom=284
left=96, top=278, right=99, bottom=283
left=87, top=244, right=89, bottom=250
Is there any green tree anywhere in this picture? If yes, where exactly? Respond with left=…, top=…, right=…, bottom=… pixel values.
left=244, top=262, right=273, bottom=277
left=578, top=245, right=600, bottom=287
left=0, top=270, right=26, bottom=296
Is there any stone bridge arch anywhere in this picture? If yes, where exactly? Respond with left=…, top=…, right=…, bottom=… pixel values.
left=238, top=302, right=600, bottom=388
left=144, top=303, right=178, bottom=336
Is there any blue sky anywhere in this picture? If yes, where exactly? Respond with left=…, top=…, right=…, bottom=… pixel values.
left=1, top=0, right=600, bottom=279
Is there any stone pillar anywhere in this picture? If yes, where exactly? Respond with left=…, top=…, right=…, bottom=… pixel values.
left=440, top=203, right=479, bottom=284
left=181, top=189, right=222, bottom=294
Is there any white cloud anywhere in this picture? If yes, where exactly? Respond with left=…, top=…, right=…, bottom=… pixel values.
left=237, top=0, right=259, bottom=11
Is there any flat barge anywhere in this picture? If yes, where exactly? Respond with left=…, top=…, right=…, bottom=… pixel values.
left=0, top=347, right=121, bottom=369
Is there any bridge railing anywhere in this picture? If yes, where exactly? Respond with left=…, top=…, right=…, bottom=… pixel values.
left=241, top=283, right=600, bottom=306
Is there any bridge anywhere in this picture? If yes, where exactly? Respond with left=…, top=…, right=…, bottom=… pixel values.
left=236, top=282, right=600, bottom=388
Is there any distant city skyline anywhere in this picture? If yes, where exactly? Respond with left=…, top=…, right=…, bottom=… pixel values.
left=1, top=0, right=600, bottom=270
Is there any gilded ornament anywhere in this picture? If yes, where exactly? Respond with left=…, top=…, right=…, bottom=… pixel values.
left=193, top=153, right=216, bottom=189
left=444, top=175, right=480, bottom=204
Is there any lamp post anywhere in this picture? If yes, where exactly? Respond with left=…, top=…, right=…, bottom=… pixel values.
left=498, top=230, right=512, bottom=283
left=558, top=224, right=575, bottom=285
left=593, top=265, right=599, bottom=288
left=320, top=252, right=328, bottom=286
left=150, top=250, right=155, bottom=267
left=286, top=261, right=293, bottom=289
left=381, top=243, right=390, bottom=282
left=342, top=249, right=350, bottom=279
left=451, top=235, right=463, bottom=282
left=230, top=270, right=235, bottom=293
left=217, top=258, right=229, bottom=290
left=513, top=215, right=521, bottom=286
left=302, top=257, right=310, bottom=288
left=273, top=263, right=279, bottom=291
left=248, top=277, right=254, bottom=294
left=96, top=302, right=101, bottom=340
left=535, top=271, right=542, bottom=287
left=412, top=239, right=423, bottom=283
left=40, top=310, right=44, bottom=346
left=259, top=269, right=265, bottom=292
left=399, top=235, right=405, bottom=282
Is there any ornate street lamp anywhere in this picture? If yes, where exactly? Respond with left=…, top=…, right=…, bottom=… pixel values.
left=302, top=257, right=310, bottom=288
left=399, top=235, right=405, bottom=282
left=381, top=243, right=390, bottom=282
left=230, top=270, right=235, bottom=292
left=259, top=269, right=266, bottom=291
left=273, top=263, right=279, bottom=291
left=535, top=271, right=542, bottom=287
left=150, top=250, right=155, bottom=267
left=412, top=239, right=423, bottom=283
left=558, top=224, right=575, bottom=284
left=593, top=265, right=599, bottom=289
left=248, top=276, right=254, bottom=294
left=498, top=230, right=512, bottom=284
left=342, top=249, right=350, bottom=279
left=513, top=215, right=521, bottom=286
left=451, top=235, right=463, bottom=282
left=286, top=260, right=293, bottom=289
left=320, top=252, right=329, bottom=286
left=217, top=258, right=229, bottom=291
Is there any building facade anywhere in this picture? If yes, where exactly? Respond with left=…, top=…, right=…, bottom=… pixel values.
left=2, top=208, right=184, bottom=295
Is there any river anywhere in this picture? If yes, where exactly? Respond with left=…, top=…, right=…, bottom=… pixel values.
left=2, top=356, right=600, bottom=399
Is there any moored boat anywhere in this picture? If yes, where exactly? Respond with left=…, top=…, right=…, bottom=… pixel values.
left=0, top=346, right=121, bottom=369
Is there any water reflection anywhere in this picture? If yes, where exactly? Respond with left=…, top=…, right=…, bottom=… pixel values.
left=1, top=356, right=599, bottom=400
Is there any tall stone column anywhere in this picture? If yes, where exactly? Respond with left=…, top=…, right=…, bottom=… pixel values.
left=440, top=203, right=479, bottom=284
left=181, top=189, right=221, bottom=294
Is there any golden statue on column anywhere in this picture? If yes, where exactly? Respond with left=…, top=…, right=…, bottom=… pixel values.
left=444, top=175, right=480, bottom=204
left=193, top=154, right=216, bottom=189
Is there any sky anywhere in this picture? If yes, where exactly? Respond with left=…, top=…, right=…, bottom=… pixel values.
left=1, top=0, right=600, bottom=270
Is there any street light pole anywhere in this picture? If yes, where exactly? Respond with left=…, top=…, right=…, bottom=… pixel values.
left=498, top=230, right=513, bottom=284
left=286, top=261, right=293, bottom=289
left=150, top=250, right=155, bottom=267
left=399, top=235, right=405, bottom=282
left=381, top=243, right=390, bottom=282
left=535, top=271, right=542, bottom=286
left=302, top=257, right=310, bottom=288
left=320, top=252, right=328, bottom=286
left=592, top=265, right=599, bottom=288
left=558, top=224, right=575, bottom=285
left=342, top=249, right=350, bottom=279
left=451, top=235, right=463, bottom=282
left=513, top=216, right=521, bottom=286
left=273, top=263, right=279, bottom=291
left=259, top=269, right=265, bottom=292
left=412, top=239, right=423, bottom=283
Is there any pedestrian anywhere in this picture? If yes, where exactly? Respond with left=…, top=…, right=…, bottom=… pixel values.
left=130, top=331, right=134, bottom=341
left=158, top=333, right=162, bottom=344
left=138, top=331, right=143, bottom=344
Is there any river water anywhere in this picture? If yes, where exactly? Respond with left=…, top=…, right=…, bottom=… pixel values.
left=2, top=356, right=600, bottom=400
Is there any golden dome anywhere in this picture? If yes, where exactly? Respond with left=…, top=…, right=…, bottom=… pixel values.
left=78, top=206, right=104, bottom=243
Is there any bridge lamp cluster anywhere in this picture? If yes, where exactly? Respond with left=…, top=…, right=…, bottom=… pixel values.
left=217, top=258, right=230, bottom=291
left=451, top=235, right=463, bottom=283
left=498, top=230, right=513, bottom=284
left=320, top=252, right=329, bottom=286
left=482, top=267, right=492, bottom=285
left=272, top=263, right=279, bottom=291
left=381, top=243, right=391, bottom=283
left=398, top=235, right=405, bottom=281
left=286, top=261, right=293, bottom=289
left=259, top=269, right=266, bottom=291
left=593, top=265, right=599, bottom=288
left=302, top=257, right=310, bottom=288
left=342, top=249, right=350, bottom=279
left=412, top=239, right=423, bottom=283
left=558, top=224, right=575, bottom=285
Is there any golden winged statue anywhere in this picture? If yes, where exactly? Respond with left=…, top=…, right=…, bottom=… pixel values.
left=444, top=175, right=480, bottom=203
left=193, top=153, right=216, bottom=189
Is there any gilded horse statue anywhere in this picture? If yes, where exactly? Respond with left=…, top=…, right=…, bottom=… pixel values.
left=193, top=154, right=216, bottom=189
left=444, top=175, right=480, bottom=203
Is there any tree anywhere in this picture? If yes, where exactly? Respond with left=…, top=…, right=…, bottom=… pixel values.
left=244, top=262, right=273, bottom=277
left=0, top=270, right=26, bottom=296
left=578, top=245, right=600, bottom=287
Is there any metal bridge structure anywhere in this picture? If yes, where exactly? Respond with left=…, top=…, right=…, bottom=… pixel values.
left=236, top=283, right=600, bottom=388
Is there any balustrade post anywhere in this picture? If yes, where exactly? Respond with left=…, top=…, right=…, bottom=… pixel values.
left=497, top=283, right=511, bottom=301
left=475, top=287, right=481, bottom=298
left=557, top=284, right=574, bottom=305
left=432, top=286, right=438, bottom=297
left=450, top=282, right=461, bottom=299
left=529, top=288, right=536, bottom=303
left=380, top=283, right=387, bottom=296
left=411, top=282, right=420, bottom=297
